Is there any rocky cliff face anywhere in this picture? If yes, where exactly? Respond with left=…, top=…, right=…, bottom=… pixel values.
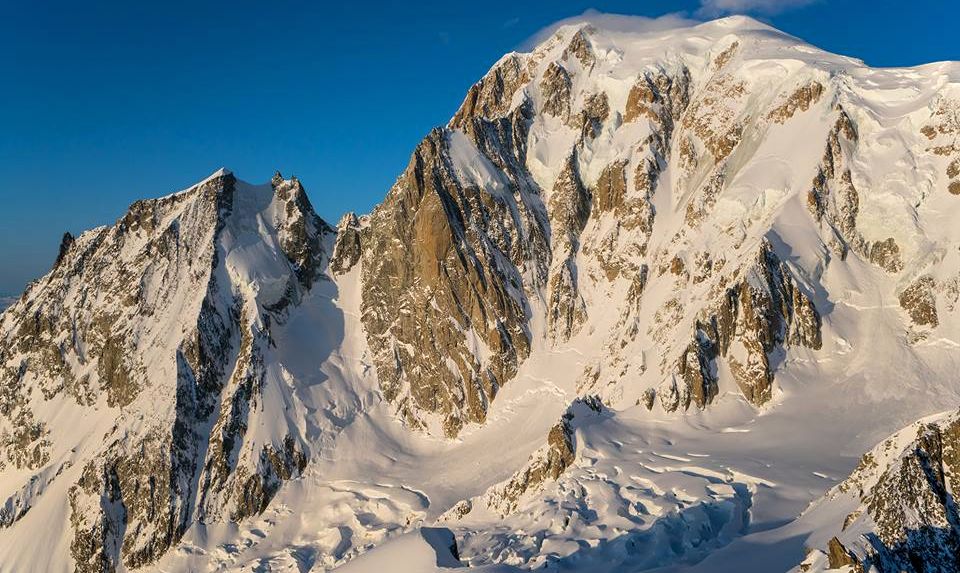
left=655, top=239, right=821, bottom=411
left=358, top=122, right=547, bottom=436
left=795, top=410, right=960, bottom=573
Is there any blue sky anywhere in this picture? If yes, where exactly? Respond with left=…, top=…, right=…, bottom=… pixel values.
left=0, top=0, right=955, bottom=294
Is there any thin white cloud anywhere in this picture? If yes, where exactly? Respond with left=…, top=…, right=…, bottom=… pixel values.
left=697, top=0, right=817, bottom=17
left=521, top=10, right=698, bottom=50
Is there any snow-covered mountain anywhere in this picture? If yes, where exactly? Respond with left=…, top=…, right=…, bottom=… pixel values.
left=2, top=14, right=960, bottom=573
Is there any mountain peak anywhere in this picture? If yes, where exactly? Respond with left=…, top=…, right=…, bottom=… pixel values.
left=191, top=166, right=233, bottom=189
left=705, top=14, right=771, bottom=30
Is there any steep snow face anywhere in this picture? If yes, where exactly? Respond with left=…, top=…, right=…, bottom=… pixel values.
left=0, top=170, right=337, bottom=571
left=4, top=14, right=960, bottom=573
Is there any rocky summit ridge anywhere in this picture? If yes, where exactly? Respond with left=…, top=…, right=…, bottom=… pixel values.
left=2, top=14, right=960, bottom=573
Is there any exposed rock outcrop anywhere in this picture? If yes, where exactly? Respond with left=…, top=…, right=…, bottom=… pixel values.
left=330, top=212, right=363, bottom=275
left=546, top=153, right=591, bottom=341
left=899, top=275, right=939, bottom=328
left=562, top=27, right=596, bottom=69
left=808, top=108, right=880, bottom=265
left=921, top=97, right=960, bottom=197
left=540, top=62, right=573, bottom=120
left=271, top=173, right=332, bottom=289
left=359, top=121, right=546, bottom=436
left=767, top=81, right=825, bottom=124
left=826, top=537, right=858, bottom=570
left=868, top=237, right=903, bottom=274
left=797, top=410, right=960, bottom=573
left=442, top=396, right=605, bottom=518
left=452, top=54, right=530, bottom=127
left=661, top=240, right=821, bottom=410
left=54, top=232, right=75, bottom=268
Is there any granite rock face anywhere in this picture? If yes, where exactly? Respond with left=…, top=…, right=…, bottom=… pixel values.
left=359, top=123, right=546, bottom=437
left=899, top=275, right=939, bottom=328
left=654, top=240, right=821, bottom=411
left=330, top=211, right=363, bottom=275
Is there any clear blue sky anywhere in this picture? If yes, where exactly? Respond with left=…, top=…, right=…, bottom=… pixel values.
left=0, top=0, right=955, bottom=294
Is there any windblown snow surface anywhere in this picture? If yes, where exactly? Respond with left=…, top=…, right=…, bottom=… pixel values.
left=2, top=14, right=960, bottom=573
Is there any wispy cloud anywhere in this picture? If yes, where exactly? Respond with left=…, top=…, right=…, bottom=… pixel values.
left=697, top=0, right=817, bottom=17
left=502, top=17, right=520, bottom=29
left=522, top=10, right=697, bottom=50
